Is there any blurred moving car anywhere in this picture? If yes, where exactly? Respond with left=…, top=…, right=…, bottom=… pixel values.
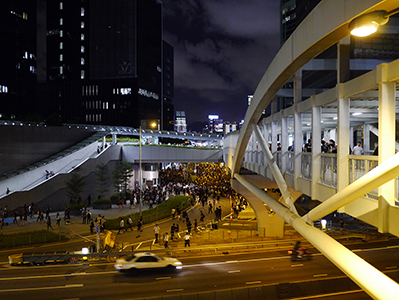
left=114, top=252, right=183, bottom=272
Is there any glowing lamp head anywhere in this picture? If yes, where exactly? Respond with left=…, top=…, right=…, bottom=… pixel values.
left=349, top=10, right=389, bottom=37
left=350, top=23, right=379, bottom=37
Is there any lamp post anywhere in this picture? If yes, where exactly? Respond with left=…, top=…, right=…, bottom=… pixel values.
left=349, top=8, right=399, bottom=37
left=139, top=126, right=142, bottom=216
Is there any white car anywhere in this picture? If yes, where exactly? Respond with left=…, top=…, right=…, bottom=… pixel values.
left=114, top=252, right=183, bottom=273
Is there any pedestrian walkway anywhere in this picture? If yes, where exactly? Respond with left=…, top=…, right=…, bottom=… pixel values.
left=1, top=196, right=383, bottom=253
left=0, top=204, right=151, bottom=237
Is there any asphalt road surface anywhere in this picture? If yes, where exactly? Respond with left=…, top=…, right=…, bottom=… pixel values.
left=1, top=240, right=398, bottom=300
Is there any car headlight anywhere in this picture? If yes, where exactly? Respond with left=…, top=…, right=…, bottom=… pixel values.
left=115, top=264, right=123, bottom=268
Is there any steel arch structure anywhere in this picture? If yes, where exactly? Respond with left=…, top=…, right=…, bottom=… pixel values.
left=230, top=0, right=399, bottom=299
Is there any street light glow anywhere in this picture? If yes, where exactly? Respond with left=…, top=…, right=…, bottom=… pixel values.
left=348, top=9, right=399, bottom=37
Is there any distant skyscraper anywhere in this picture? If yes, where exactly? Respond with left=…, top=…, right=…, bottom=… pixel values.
left=280, top=0, right=322, bottom=45
left=34, top=0, right=174, bottom=129
left=0, top=0, right=37, bottom=121
left=175, top=111, right=187, bottom=132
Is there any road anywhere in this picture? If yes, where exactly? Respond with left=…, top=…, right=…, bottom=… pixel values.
left=1, top=241, right=398, bottom=300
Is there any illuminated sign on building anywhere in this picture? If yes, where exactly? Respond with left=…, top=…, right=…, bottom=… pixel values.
left=138, top=88, right=159, bottom=100
left=208, top=114, right=219, bottom=120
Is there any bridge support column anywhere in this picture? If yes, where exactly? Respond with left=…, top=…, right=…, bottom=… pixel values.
left=311, top=99, right=321, bottom=200
left=112, top=133, right=117, bottom=145
left=293, top=70, right=302, bottom=191
left=377, top=63, right=396, bottom=233
left=336, top=89, right=350, bottom=192
left=232, top=178, right=284, bottom=238
left=281, top=117, right=288, bottom=173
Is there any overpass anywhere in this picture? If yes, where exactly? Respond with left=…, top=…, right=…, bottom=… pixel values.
left=0, top=123, right=222, bottom=212
left=223, top=0, right=399, bottom=298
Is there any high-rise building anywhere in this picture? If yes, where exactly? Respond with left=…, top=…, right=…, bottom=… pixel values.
left=37, top=0, right=174, bottom=129
left=0, top=0, right=174, bottom=129
left=0, top=0, right=37, bottom=121
left=175, top=111, right=187, bottom=133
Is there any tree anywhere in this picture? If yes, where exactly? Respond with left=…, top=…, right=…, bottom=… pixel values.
left=65, top=168, right=86, bottom=204
left=112, top=161, right=134, bottom=196
left=95, top=163, right=109, bottom=198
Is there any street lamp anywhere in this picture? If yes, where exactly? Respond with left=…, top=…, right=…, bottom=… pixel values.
left=349, top=8, right=399, bottom=37
left=139, top=126, right=142, bottom=216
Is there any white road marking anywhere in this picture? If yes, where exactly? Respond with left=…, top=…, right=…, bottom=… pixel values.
left=291, top=264, right=303, bottom=267
left=0, top=284, right=83, bottom=293
left=385, top=266, right=397, bottom=270
left=0, top=271, right=117, bottom=281
left=246, top=281, right=261, bottom=285
left=313, top=273, right=328, bottom=278
left=226, top=260, right=238, bottom=263
left=228, top=270, right=241, bottom=273
left=166, top=289, right=183, bottom=292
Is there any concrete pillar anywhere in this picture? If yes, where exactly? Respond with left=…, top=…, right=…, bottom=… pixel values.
left=281, top=117, right=288, bottom=173
left=232, top=179, right=284, bottom=238
left=294, top=113, right=302, bottom=189
left=337, top=87, right=350, bottom=192
left=271, top=121, right=277, bottom=153
left=377, top=63, right=396, bottom=233
left=337, top=37, right=350, bottom=84
left=294, top=70, right=302, bottom=190
left=112, top=133, right=117, bottom=145
left=311, top=99, right=321, bottom=200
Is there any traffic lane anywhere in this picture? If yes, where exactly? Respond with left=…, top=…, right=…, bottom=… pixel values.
left=0, top=253, right=347, bottom=299
left=352, top=246, right=399, bottom=272
left=1, top=244, right=398, bottom=299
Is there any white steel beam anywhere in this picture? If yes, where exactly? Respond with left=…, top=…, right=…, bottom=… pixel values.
left=234, top=173, right=399, bottom=300
left=304, top=152, right=399, bottom=223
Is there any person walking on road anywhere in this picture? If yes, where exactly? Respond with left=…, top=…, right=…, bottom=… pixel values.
left=46, top=216, right=53, bottom=230
left=153, top=223, right=161, bottom=243
left=136, top=217, right=143, bottom=238
left=339, top=219, right=345, bottom=234
left=118, top=218, right=125, bottom=234
left=184, top=231, right=191, bottom=247
left=127, top=216, right=133, bottom=231
left=56, top=213, right=61, bottom=226
left=164, top=232, right=169, bottom=249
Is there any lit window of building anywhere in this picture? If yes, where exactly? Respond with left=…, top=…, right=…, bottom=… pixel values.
left=81, top=70, right=85, bottom=79
left=60, top=54, right=63, bottom=61
left=81, top=46, right=84, bottom=53
left=60, top=30, right=63, bottom=37
left=81, top=21, right=84, bottom=28
left=81, top=33, right=84, bottom=41
left=81, top=58, right=85, bottom=65
left=60, top=2, right=63, bottom=10
left=81, top=7, right=84, bottom=16
left=60, top=66, right=63, bottom=74
left=60, top=18, right=63, bottom=25
left=60, top=42, right=63, bottom=49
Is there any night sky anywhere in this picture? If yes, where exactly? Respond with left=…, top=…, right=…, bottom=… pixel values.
left=162, top=0, right=281, bottom=127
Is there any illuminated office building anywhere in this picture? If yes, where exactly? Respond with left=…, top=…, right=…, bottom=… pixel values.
left=0, top=0, right=37, bottom=121
left=37, top=0, right=174, bottom=129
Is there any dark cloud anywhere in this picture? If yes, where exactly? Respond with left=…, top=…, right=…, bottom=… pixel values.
left=163, top=0, right=280, bottom=126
